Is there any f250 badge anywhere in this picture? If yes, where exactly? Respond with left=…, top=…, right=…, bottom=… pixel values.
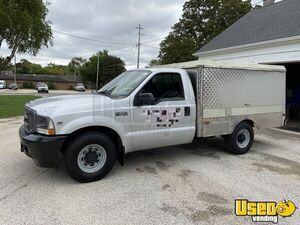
left=115, top=111, right=128, bottom=117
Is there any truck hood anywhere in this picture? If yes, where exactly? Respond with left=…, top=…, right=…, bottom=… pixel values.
left=26, top=94, right=116, bottom=117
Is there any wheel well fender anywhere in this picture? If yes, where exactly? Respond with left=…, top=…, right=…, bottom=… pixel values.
left=240, top=119, right=255, bottom=127
left=61, top=126, right=125, bottom=165
left=232, top=119, right=255, bottom=133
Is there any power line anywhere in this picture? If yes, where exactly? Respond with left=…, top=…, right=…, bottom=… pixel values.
left=143, top=44, right=160, bottom=50
left=130, top=45, right=138, bottom=59
left=143, top=37, right=165, bottom=44
left=140, top=0, right=267, bottom=48
left=53, top=30, right=134, bottom=46
left=123, top=47, right=138, bottom=68
left=28, top=1, right=264, bottom=69
left=142, top=30, right=165, bottom=43
left=27, top=1, right=267, bottom=68
left=111, top=45, right=136, bottom=55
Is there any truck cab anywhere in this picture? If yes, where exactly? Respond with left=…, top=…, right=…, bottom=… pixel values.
left=126, top=68, right=196, bottom=151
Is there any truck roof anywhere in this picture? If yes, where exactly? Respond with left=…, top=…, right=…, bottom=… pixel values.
left=152, top=60, right=286, bottom=72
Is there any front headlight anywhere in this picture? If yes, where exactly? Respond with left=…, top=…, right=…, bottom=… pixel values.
left=36, top=115, right=56, bottom=135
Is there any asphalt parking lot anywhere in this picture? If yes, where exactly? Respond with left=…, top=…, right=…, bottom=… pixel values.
left=0, top=117, right=299, bottom=225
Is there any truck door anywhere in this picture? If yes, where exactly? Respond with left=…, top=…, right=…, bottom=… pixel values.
left=131, top=72, right=194, bottom=151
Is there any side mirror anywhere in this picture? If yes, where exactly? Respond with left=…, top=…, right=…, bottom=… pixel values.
left=134, top=93, right=155, bottom=106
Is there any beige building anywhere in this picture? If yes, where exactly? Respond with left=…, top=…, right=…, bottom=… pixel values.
left=0, top=71, right=81, bottom=90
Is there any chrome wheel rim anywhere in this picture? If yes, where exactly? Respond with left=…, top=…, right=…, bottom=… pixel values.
left=237, top=129, right=250, bottom=148
left=77, top=144, right=107, bottom=173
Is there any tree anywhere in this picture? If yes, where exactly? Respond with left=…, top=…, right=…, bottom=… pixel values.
left=30, top=63, right=44, bottom=74
left=43, top=63, right=66, bottom=75
left=0, top=58, right=13, bottom=71
left=16, top=59, right=67, bottom=75
left=68, top=57, right=86, bottom=75
left=16, top=60, right=65, bottom=75
left=81, top=50, right=126, bottom=87
left=159, top=34, right=198, bottom=64
left=159, top=0, right=252, bottom=64
left=148, top=59, right=160, bottom=67
left=0, top=0, right=53, bottom=70
left=16, top=59, right=32, bottom=74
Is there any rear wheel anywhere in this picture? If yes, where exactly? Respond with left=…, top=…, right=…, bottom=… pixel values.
left=225, top=122, right=254, bottom=155
left=64, top=132, right=116, bottom=183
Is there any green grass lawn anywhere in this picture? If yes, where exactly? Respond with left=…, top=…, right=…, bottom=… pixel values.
left=0, top=95, right=41, bottom=119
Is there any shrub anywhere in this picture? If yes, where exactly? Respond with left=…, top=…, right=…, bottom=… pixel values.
left=22, top=81, right=34, bottom=89
left=69, top=85, right=74, bottom=90
left=47, top=82, right=56, bottom=90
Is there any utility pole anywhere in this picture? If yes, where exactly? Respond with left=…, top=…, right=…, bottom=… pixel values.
left=136, top=24, right=144, bottom=69
left=14, top=55, right=16, bottom=85
left=96, top=51, right=100, bottom=90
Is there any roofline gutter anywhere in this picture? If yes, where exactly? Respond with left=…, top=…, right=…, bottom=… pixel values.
left=193, top=35, right=300, bottom=57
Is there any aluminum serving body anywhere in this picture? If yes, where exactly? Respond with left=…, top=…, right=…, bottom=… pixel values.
left=156, top=60, right=286, bottom=137
left=195, top=66, right=286, bottom=137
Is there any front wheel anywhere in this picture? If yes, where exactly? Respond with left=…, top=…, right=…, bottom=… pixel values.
left=225, top=122, right=254, bottom=155
left=64, top=132, right=116, bottom=183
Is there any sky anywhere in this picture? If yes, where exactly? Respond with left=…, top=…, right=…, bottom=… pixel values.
left=0, top=0, right=280, bottom=70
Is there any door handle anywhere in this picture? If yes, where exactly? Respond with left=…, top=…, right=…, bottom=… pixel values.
left=184, top=107, right=190, bottom=116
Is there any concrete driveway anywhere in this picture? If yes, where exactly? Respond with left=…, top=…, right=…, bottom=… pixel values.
left=0, top=117, right=299, bottom=225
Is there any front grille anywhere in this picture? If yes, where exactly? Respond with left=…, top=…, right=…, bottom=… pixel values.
left=24, top=107, right=36, bottom=133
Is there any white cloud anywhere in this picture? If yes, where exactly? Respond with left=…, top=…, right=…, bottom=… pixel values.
left=0, top=0, right=185, bottom=69
left=0, top=0, right=281, bottom=70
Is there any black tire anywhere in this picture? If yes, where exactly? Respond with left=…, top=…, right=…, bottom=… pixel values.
left=225, top=122, right=254, bottom=155
left=64, top=132, right=117, bottom=183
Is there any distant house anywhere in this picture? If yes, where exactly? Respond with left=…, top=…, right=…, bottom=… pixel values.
left=0, top=71, right=81, bottom=90
left=194, top=0, right=300, bottom=121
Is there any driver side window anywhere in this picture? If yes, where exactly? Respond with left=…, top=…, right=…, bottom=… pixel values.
left=141, top=73, right=184, bottom=103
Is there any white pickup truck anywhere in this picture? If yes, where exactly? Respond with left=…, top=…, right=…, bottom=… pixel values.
left=19, top=60, right=286, bottom=182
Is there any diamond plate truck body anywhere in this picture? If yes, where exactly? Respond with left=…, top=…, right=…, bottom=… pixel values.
left=163, top=60, right=286, bottom=137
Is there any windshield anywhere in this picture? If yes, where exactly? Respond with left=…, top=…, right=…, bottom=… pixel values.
left=99, top=70, right=151, bottom=97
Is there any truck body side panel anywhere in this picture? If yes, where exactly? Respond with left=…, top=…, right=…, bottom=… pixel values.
left=199, top=67, right=286, bottom=137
